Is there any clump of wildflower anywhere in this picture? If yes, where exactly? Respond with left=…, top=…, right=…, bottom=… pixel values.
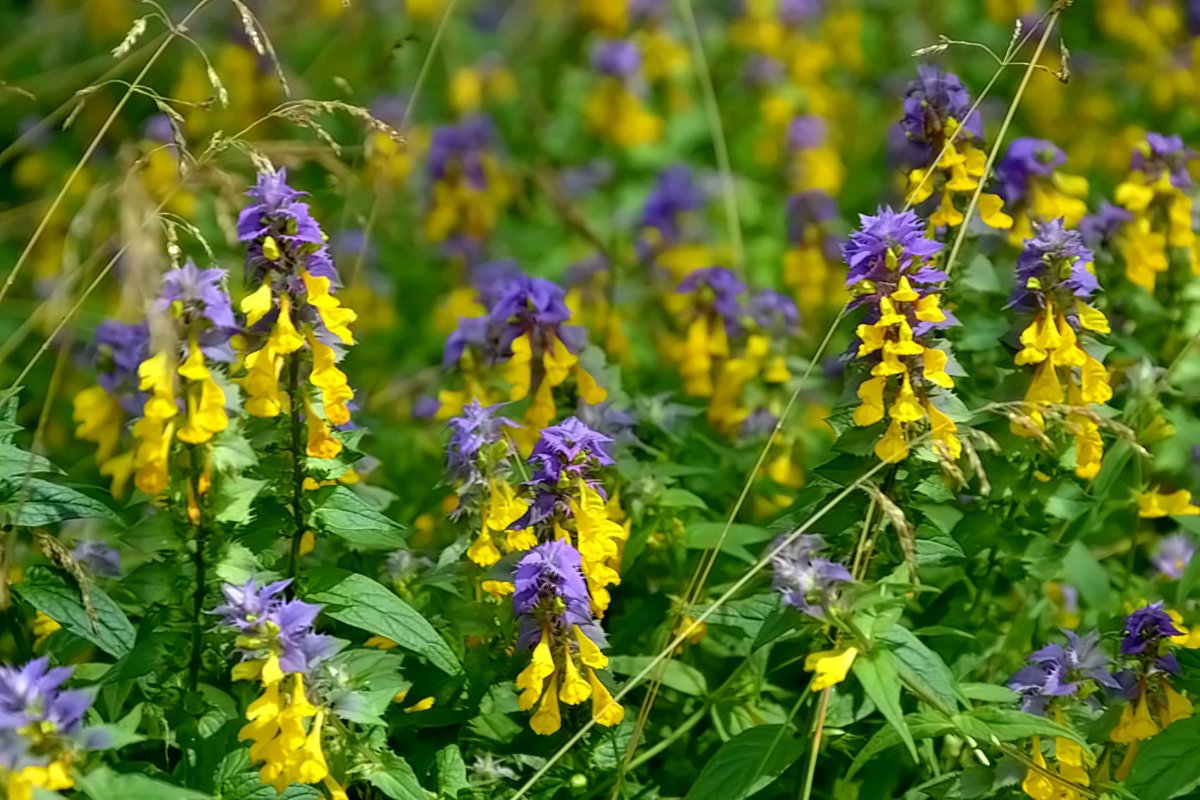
left=1009, top=219, right=1112, bottom=479
left=786, top=115, right=843, bottom=195
left=770, top=534, right=851, bottom=617
left=512, top=540, right=624, bottom=734
left=423, top=116, right=513, bottom=253
left=844, top=208, right=962, bottom=463
left=235, top=170, right=357, bottom=464
left=447, top=56, right=516, bottom=117
left=0, top=658, right=99, bottom=800
left=73, top=320, right=149, bottom=496
left=994, top=138, right=1090, bottom=245
left=585, top=40, right=662, bottom=149
left=213, top=578, right=345, bottom=798
left=1008, top=630, right=1114, bottom=798
left=899, top=66, right=1012, bottom=232
left=783, top=190, right=844, bottom=320
left=1109, top=133, right=1198, bottom=291
left=129, top=261, right=236, bottom=496
left=674, top=267, right=746, bottom=401
left=517, top=418, right=626, bottom=616
left=1109, top=603, right=1193, bottom=775
left=444, top=401, right=535, bottom=568
left=638, top=165, right=713, bottom=281
left=564, top=255, right=630, bottom=360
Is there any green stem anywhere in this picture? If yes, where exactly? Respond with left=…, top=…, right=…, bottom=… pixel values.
left=188, top=444, right=208, bottom=691
left=286, top=355, right=306, bottom=581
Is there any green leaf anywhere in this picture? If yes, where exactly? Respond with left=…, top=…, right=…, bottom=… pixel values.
left=951, top=707, right=1087, bottom=747
left=1061, top=541, right=1112, bottom=611
left=852, top=648, right=918, bottom=761
left=0, top=442, right=56, bottom=477
left=74, top=767, right=209, bottom=800
left=436, top=744, right=471, bottom=799
left=877, top=625, right=964, bottom=714
left=310, top=486, right=406, bottom=551
left=847, top=712, right=954, bottom=777
left=364, top=752, right=433, bottom=800
left=1127, top=716, right=1200, bottom=799
left=959, top=683, right=1020, bottom=704
left=684, top=724, right=805, bottom=800
left=210, top=476, right=267, bottom=525
left=13, top=567, right=135, bottom=657
left=305, top=569, right=460, bottom=675
left=609, top=656, right=708, bottom=696
left=0, top=478, right=118, bottom=526
left=660, top=487, right=709, bottom=509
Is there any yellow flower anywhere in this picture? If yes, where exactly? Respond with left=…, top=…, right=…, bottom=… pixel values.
left=73, top=385, right=124, bottom=461
left=1110, top=697, right=1159, bottom=743
left=304, top=398, right=342, bottom=460
left=875, top=418, right=909, bottom=463
left=31, top=611, right=61, bottom=649
left=301, top=271, right=356, bottom=345
left=1138, top=488, right=1200, bottom=518
left=926, top=401, right=962, bottom=460
left=804, top=646, right=858, bottom=691
left=888, top=373, right=924, bottom=423
left=308, top=336, right=353, bottom=427
left=516, top=634, right=555, bottom=710
left=852, top=376, right=886, bottom=426
left=241, top=282, right=274, bottom=327
left=268, top=296, right=305, bottom=355
left=977, top=193, right=1014, bottom=229
left=588, top=669, right=625, bottom=727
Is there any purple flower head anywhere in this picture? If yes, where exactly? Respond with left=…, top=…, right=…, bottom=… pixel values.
left=1190, top=0, right=1200, bottom=34
left=489, top=274, right=581, bottom=356
left=470, top=259, right=524, bottom=309
left=558, top=159, right=614, bottom=198
left=592, top=40, right=642, bottom=80
left=780, top=0, right=822, bottom=23
left=237, top=169, right=339, bottom=286
left=155, top=260, right=237, bottom=332
left=428, top=115, right=495, bottom=188
left=142, top=113, right=175, bottom=144
left=1153, top=534, right=1196, bottom=580
left=94, top=320, right=151, bottom=414
left=0, top=658, right=94, bottom=770
left=1121, top=602, right=1184, bottom=656
left=369, top=93, right=410, bottom=128
left=741, top=407, right=778, bottom=438
left=1079, top=202, right=1133, bottom=250
left=843, top=207, right=944, bottom=289
left=641, top=165, right=705, bottom=249
left=749, top=290, right=800, bottom=337
left=677, top=267, right=747, bottom=335
left=743, top=55, right=785, bottom=87
left=445, top=400, right=518, bottom=486
left=897, top=66, right=983, bottom=170
left=1007, top=629, right=1118, bottom=715
left=513, top=540, right=596, bottom=648
left=788, top=115, right=827, bottom=152
left=575, top=400, right=637, bottom=446
left=1011, top=219, right=1098, bottom=311
left=786, top=190, right=838, bottom=242
left=1132, top=132, right=1195, bottom=189
left=994, top=138, right=1067, bottom=204
left=70, top=540, right=122, bottom=579
left=212, top=577, right=337, bottom=676
left=528, top=416, right=615, bottom=488
left=770, top=534, right=852, bottom=617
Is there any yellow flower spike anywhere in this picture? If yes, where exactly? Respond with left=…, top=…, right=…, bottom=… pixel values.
left=177, top=340, right=208, bottom=381
left=262, top=235, right=281, bottom=262
left=297, top=710, right=330, bottom=783
left=922, top=348, right=953, bottom=389
left=138, top=352, right=178, bottom=420
left=945, top=161, right=977, bottom=192
left=588, top=669, right=625, bottom=727
left=516, top=634, right=555, bottom=710
left=875, top=418, right=909, bottom=463
left=930, top=191, right=964, bottom=228
left=576, top=367, right=608, bottom=403
left=891, top=276, right=919, bottom=303
left=1168, top=195, right=1195, bottom=247
left=543, top=337, right=578, bottom=387
left=242, top=346, right=283, bottom=418
left=558, top=648, right=592, bottom=705
left=73, top=385, right=123, bottom=461
left=268, top=296, right=305, bottom=355
left=888, top=373, right=924, bottom=423
left=530, top=676, right=562, bottom=735
left=977, top=193, right=1014, bottom=229
left=132, top=417, right=175, bottom=495
left=304, top=398, right=342, bottom=460
left=1021, top=737, right=1056, bottom=800
left=1072, top=415, right=1104, bottom=480
left=1025, top=362, right=1065, bottom=405
left=575, top=626, right=608, bottom=670
left=242, top=282, right=274, bottom=327
left=877, top=296, right=906, bottom=326
left=906, top=169, right=933, bottom=204
left=1110, top=697, right=1160, bottom=743
left=804, top=645, right=858, bottom=691
left=1075, top=301, right=1110, bottom=334
left=926, top=402, right=962, bottom=460
left=1139, top=489, right=1200, bottom=518
left=31, top=611, right=61, bottom=650
left=1115, top=179, right=1155, bottom=212
left=261, top=652, right=284, bottom=686
left=323, top=776, right=350, bottom=800
left=1162, top=683, right=1193, bottom=726
left=1015, top=319, right=1048, bottom=366
left=308, top=336, right=353, bottom=426
left=855, top=322, right=886, bottom=357
left=301, top=271, right=356, bottom=345
left=524, top=381, right=557, bottom=434
left=914, top=294, right=947, bottom=324
left=764, top=355, right=790, bottom=384
left=467, top=530, right=501, bottom=567
left=404, top=696, right=436, bottom=713
left=1079, top=353, right=1112, bottom=405
left=505, top=334, right=533, bottom=400
left=481, top=580, right=515, bottom=598
left=852, top=376, right=886, bottom=426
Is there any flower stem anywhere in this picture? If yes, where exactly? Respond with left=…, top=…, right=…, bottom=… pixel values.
left=188, top=443, right=208, bottom=691
left=286, top=354, right=306, bottom=582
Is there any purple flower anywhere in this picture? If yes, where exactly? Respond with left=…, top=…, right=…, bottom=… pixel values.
left=592, top=40, right=641, bottom=80
left=489, top=274, right=584, bottom=357
left=779, top=0, right=822, bottom=23
left=1153, top=535, right=1196, bottom=580
left=70, top=540, right=122, bottom=578
left=1079, top=202, right=1133, bottom=250
left=237, top=169, right=339, bottom=285
left=445, top=400, right=518, bottom=487
left=787, top=115, right=826, bottom=152
left=94, top=320, right=150, bottom=414
left=142, top=113, right=175, bottom=144
left=369, top=93, right=410, bottom=128
left=843, top=207, right=944, bottom=288
left=1133, top=132, right=1195, bottom=189
left=0, top=658, right=94, bottom=770
left=1007, top=629, right=1118, bottom=715
left=786, top=190, right=838, bottom=242
left=677, top=267, right=746, bottom=335
left=897, top=66, right=982, bottom=170
left=770, top=534, right=852, bottom=617
left=428, top=115, right=495, bottom=187
left=575, top=400, right=637, bottom=445
left=513, top=540, right=595, bottom=648
left=528, top=416, right=615, bottom=486
left=1011, top=219, right=1098, bottom=311
left=749, top=290, right=800, bottom=337
left=641, top=166, right=705, bottom=249
left=741, top=407, right=778, bottom=438
left=155, top=260, right=237, bottom=332
left=743, top=55, right=784, bottom=87
left=1121, top=602, right=1184, bottom=656
left=994, top=138, right=1066, bottom=204
left=212, top=577, right=338, bottom=676
left=558, top=159, right=614, bottom=198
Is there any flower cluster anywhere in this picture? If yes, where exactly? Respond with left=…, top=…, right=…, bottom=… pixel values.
left=585, top=39, right=662, bottom=149
left=236, top=170, right=357, bottom=461
left=994, top=138, right=1090, bottom=245
left=639, top=165, right=713, bottom=281
left=845, top=208, right=961, bottom=463
left=1109, top=132, right=1198, bottom=291
left=770, top=533, right=851, bottom=618
left=423, top=115, right=513, bottom=256
left=0, top=658, right=97, bottom=800
left=512, top=540, right=624, bottom=734
left=899, top=66, right=1012, bottom=232
left=132, top=261, right=236, bottom=496
left=213, top=578, right=343, bottom=797
left=1009, top=219, right=1112, bottom=479
left=783, top=190, right=844, bottom=321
